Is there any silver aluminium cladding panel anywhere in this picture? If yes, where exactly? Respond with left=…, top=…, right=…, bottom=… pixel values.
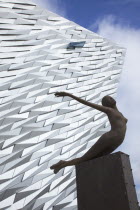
left=0, top=0, right=125, bottom=209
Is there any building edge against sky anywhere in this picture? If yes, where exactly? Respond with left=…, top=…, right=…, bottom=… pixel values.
left=0, top=0, right=125, bottom=209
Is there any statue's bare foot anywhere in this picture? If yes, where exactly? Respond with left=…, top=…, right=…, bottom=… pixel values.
left=50, top=160, right=66, bottom=174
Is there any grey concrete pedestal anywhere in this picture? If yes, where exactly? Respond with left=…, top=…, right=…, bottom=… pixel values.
left=76, top=152, right=139, bottom=210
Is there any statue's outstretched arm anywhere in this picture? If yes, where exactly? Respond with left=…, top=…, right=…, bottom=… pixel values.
left=69, top=94, right=109, bottom=113
left=55, top=92, right=110, bottom=113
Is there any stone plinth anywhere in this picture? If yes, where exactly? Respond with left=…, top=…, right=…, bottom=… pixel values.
left=76, top=152, right=139, bottom=210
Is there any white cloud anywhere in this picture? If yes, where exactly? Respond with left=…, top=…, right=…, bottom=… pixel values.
left=33, top=0, right=67, bottom=17
left=90, top=15, right=140, bottom=202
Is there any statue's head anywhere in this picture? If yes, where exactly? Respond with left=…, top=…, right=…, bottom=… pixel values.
left=102, top=95, right=116, bottom=108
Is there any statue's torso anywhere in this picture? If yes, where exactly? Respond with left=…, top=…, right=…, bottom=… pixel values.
left=107, top=109, right=128, bottom=141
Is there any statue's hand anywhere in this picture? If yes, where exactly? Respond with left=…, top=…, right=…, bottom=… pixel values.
left=55, top=91, right=70, bottom=97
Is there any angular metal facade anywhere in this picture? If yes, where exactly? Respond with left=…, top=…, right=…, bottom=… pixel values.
left=0, top=0, right=125, bottom=209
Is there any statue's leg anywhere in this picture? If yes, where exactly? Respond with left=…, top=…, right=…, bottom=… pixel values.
left=61, top=132, right=115, bottom=166
left=51, top=132, right=116, bottom=173
left=51, top=158, right=82, bottom=174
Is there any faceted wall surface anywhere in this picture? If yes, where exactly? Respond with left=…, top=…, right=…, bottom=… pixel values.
left=0, top=0, right=125, bottom=209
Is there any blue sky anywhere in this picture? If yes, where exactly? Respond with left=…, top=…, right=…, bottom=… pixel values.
left=35, top=0, right=140, bottom=202
left=62, top=0, right=139, bottom=29
left=36, top=0, right=140, bottom=30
